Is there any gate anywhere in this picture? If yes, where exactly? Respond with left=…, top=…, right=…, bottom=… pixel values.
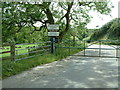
left=56, top=40, right=120, bottom=58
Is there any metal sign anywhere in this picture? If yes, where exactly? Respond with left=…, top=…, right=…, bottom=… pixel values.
left=48, top=32, right=59, bottom=36
left=47, top=24, right=59, bottom=30
left=47, top=24, right=59, bottom=36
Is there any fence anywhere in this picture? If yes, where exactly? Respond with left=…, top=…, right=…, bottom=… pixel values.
left=56, top=40, right=120, bottom=58
left=1, top=43, right=15, bottom=61
left=1, top=40, right=120, bottom=61
left=1, top=41, right=51, bottom=61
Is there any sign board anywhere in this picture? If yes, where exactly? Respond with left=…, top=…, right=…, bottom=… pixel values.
left=47, top=24, right=59, bottom=36
left=47, top=24, right=59, bottom=30
left=48, top=32, right=59, bottom=36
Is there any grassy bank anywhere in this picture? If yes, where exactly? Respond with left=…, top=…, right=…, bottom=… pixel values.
left=2, top=47, right=82, bottom=79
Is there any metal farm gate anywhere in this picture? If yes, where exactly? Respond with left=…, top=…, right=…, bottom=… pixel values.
left=55, top=40, right=120, bottom=58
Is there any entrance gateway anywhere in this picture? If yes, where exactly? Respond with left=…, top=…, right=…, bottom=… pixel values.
left=56, top=40, right=120, bottom=58
left=47, top=24, right=120, bottom=58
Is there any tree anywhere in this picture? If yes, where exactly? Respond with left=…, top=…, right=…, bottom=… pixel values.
left=90, top=18, right=120, bottom=40
left=2, top=1, right=113, bottom=43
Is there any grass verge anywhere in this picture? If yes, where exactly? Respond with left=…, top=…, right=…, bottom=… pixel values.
left=2, top=48, right=82, bottom=79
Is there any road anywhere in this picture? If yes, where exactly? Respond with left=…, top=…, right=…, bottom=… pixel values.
left=2, top=45, right=119, bottom=88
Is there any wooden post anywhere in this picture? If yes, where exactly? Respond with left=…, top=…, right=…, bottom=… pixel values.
left=10, top=44, right=15, bottom=61
left=28, top=47, right=30, bottom=56
left=73, top=36, right=75, bottom=46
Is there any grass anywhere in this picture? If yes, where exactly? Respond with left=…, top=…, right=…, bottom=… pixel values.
left=102, top=41, right=120, bottom=46
left=87, top=41, right=120, bottom=46
left=2, top=47, right=82, bottom=79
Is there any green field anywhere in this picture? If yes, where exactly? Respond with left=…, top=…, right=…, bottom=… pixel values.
left=1, top=41, right=85, bottom=79
left=1, top=44, right=39, bottom=58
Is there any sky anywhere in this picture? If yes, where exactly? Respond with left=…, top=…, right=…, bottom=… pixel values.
left=86, top=0, right=120, bottom=29
left=34, top=0, right=120, bottom=29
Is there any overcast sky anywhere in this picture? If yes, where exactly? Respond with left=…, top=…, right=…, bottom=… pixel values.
left=86, top=0, right=120, bottom=29
left=34, top=0, right=120, bottom=29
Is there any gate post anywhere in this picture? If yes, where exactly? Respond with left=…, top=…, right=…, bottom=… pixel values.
left=50, top=37, right=55, bottom=53
left=116, top=47, right=118, bottom=58
left=84, top=40, right=86, bottom=56
left=116, top=45, right=119, bottom=58
left=99, top=40, right=101, bottom=57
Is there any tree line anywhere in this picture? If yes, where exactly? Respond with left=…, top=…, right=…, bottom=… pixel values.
left=2, top=1, right=113, bottom=43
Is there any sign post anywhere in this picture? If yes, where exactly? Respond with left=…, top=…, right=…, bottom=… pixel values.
left=50, top=37, right=55, bottom=53
left=47, top=24, right=59, bottom=53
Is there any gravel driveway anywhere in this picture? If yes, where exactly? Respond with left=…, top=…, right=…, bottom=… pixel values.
left=2, top=45, right=119, bottom=88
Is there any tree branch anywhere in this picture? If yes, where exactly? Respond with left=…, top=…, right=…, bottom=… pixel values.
left=58, top=2, right=67, bottom=11
left=59, top=2, right=74, bottom=41
left=59, top=14, right=67, bottom=22
left=16, top=21, right=27, bottom=33
left=79, top=2, right=92, bottom=6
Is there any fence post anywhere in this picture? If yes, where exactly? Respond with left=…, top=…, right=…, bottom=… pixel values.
left=84, top=40, right=86, bottom=56
left=69, top=39, right=70, bottom=56
left=73, top=36, right=75, bottom=46
left=116, top=47, right=118, bottom=58
left=10, top=43, right=15, bottom=61
left=99, top=40, right=101, bottom=57
left=116, top=45, right=119, bottom=58
left=28, top=47, right=30, bottom=56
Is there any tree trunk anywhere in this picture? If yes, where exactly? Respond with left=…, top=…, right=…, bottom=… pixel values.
left=58, top=2, right=73, bottom=42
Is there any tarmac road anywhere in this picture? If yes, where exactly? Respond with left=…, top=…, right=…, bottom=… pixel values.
left=2, top=45, right=119, bottom=88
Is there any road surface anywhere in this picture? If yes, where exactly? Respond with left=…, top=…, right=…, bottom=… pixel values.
left=2, top=45, right=119, bottom=88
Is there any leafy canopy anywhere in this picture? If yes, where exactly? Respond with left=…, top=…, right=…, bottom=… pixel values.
left=90, top=18, right=120, bottom=40
left=2, top=1, right=113, bottom=43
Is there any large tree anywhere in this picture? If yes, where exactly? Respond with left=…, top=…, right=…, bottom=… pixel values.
left=90, top=18, right=120, bottom=40
left=2, top=1, right=113, bottom=43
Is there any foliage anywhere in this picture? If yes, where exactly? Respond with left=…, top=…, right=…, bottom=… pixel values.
left=90, top=18, right=120, bottom=41
left=1, top=1, right=115, bottom=79
left=2, top=1, right=113, bottom=43
left=2, top=47, right=82, bottom=79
